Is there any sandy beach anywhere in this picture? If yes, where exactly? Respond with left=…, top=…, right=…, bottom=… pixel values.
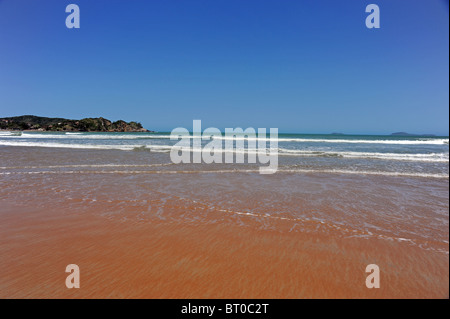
left=0, top=146, right=448, bottom=298
left=0, top=201, right=448, bottom=299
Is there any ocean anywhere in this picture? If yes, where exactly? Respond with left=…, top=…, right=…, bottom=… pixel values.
left=0, top=131, right=448, bottom=178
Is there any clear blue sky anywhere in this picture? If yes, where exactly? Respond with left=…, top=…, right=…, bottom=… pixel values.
left=0, top=0, right=448, bottom=135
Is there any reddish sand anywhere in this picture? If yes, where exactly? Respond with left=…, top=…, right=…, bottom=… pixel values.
left=0, top=200, right=448, bottom=299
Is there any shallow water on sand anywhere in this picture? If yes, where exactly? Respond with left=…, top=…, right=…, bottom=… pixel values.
left=0, top=146, right=448, bottom=298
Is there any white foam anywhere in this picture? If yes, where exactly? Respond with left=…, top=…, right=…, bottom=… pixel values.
left=1, top=140, right=448, bottom=163
left=3, top=133, right=448, bottom=145
left=11, top=133, right=163, bottom=140
left=0, top=168, right=447, bottom=179
left=0, top=163, right=173, bottom=169
left=0, top=140, right=137, bottom=150
left=275, top=168, right=449, bottom=179
left=278, top=149, right=449, bottom=162
left=275, top=138, right=449, bottom=145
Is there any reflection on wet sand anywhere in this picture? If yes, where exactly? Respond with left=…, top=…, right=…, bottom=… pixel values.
left=0, top=147, right=448, bottom=298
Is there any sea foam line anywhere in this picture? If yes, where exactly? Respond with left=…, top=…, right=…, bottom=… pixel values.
left=0, top=169, right=448, bottom=179
left=2, top=133, right=449, bottom=145
left=0, top=141, right=138, bottom=150
left=0, top=163, right=174, bottom=169
left=1, top=140, right=448, bottom=163
left=277, top=149, right=449, bottom=162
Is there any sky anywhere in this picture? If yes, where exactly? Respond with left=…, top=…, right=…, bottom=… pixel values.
left=0, top=0, right=448, bottom=135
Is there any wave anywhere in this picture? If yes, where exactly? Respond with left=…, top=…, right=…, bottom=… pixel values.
left=14, top=133, right=163, bottom=140
left=278, top=149, right=449, bottom=162
left=0, top=131, right=21, bottom=136
left=0, top=140, right=138, bottom=150
left=205, top=136, right=450, bottom=145
left=2, top=133, right=448, bottom=145
left=1, top=141, right=448, bottom=163
left=276, top=138, right=449, bottom=145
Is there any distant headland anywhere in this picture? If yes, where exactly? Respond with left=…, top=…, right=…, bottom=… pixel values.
left=391, top=132, right=436, bottom=137
left=0, top=115, right=151, bottom=132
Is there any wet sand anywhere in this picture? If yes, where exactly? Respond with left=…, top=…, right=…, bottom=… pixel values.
left=0, top=147, right=448, bottom=298
left=0, top=201, right=448, bottom=299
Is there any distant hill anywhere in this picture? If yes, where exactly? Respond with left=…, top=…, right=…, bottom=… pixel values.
left=391, top=132, right=436, bottom=137
left=0, top=115, right=150, bottom=132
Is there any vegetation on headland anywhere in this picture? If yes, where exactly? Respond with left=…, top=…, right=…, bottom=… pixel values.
left=0, top=115, right=150, bottom=132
